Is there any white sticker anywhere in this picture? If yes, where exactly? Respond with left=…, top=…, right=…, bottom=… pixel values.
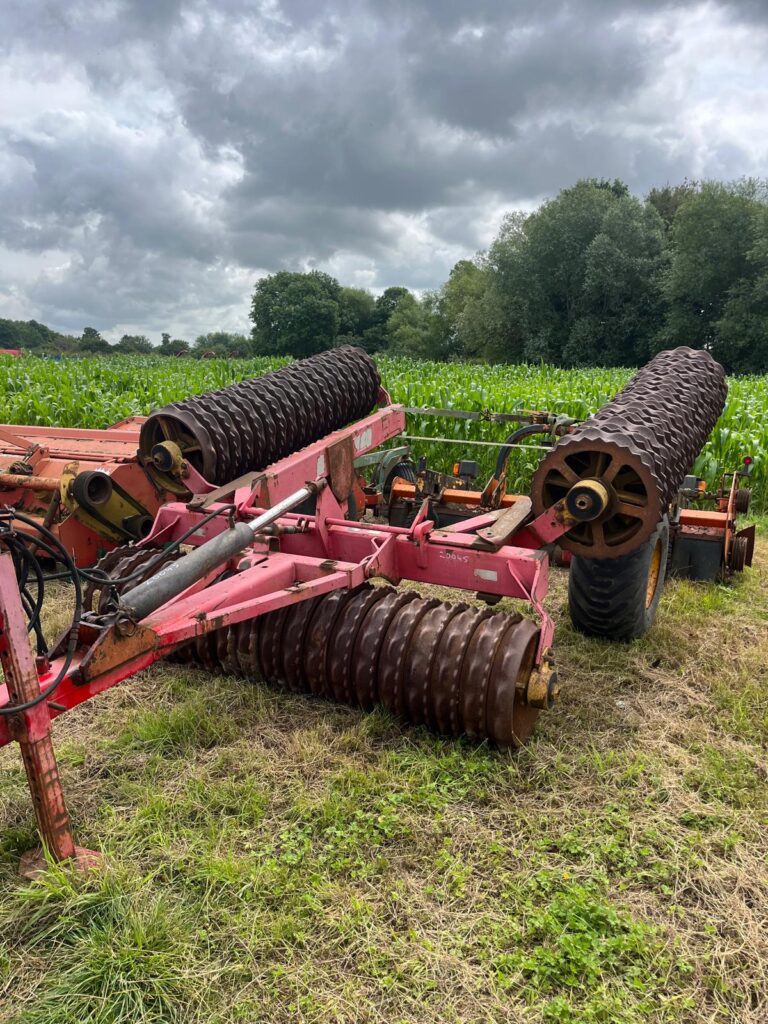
left=474, top=569, right=498, bottom=581
left=354, top=427, right=373, bottom=451
left=316, top=454, right=326, bottom=476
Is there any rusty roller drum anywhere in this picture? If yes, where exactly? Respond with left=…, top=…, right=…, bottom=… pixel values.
left=174, top=585, right=556, bottom=747
left=139, top=346, right=381, bottom=488
left=531, top=347, right=727, bottom=558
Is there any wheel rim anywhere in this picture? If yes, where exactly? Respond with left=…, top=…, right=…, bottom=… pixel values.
left=532, top=437, right=660, bottom=558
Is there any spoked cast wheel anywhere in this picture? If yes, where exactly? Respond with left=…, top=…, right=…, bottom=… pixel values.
left=568, top=517, right=670, bottom=640
left=531, top=432, right=661, bottom=559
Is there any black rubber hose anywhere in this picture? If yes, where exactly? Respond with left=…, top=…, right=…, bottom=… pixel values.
left=494, top=423, right=554, bottom=479
left=0, top=511, right=83, bottom=716
left=76, top=503, right=236, bottom=590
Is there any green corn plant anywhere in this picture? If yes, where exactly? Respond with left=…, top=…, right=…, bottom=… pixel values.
left=0, top=355, right=764, bottom=510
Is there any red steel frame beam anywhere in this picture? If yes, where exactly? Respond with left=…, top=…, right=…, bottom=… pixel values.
left=0, top=422, right=144, bottom=445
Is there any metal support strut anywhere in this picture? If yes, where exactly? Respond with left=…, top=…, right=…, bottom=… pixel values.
left=0, top=552, right=100, bottom=878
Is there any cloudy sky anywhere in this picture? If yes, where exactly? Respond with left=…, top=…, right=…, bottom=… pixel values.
left=1, top=1, right=767, bottom=342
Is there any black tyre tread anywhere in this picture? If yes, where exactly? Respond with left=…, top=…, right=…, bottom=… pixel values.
left=735, top=487, right=751, bottom=515
left=384, top=461, right=417, bottom=498
left=568, top=518, right=669, bottom=641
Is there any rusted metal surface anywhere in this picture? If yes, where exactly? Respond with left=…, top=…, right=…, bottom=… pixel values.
left=140, top=346, right=381, bottom=487
left=175, top=584, right=550, bottom=747
left=730, top=526, right=755, bottom=572
left=678, top=508, right=731, bottom=530
left=390, top=480, right=527, bottom=509
left=0, top=471, right=60, bottom=492
left=735, top=487, right=751, bottom=515
left=531, top=347, right=727, bottom=558
left=670, top=459, right=754, bottom=580
left=475, top=498, right=532, bottom=548
left=524, top=648, right=559, bottom=710
left=0, top=417, right=174, bottom=566
left=327, top=436, right=356, bottom=503
left=77, top=623, right=159, bottom=686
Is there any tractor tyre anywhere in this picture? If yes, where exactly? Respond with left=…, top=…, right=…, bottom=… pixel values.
left=735, top=487, right=751, bottom=515
left=383, top=461, right=417, bottom=500
left=568, top=517, right=669, bottom=641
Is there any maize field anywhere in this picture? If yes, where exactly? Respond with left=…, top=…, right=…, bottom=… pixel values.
left=0, top=354, right=765, bottom=510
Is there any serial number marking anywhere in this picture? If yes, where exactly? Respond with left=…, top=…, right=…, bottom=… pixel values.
left=439, top=549, right=469, bottom=563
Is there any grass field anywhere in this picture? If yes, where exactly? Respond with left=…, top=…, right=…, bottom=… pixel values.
left=0, top=354, right=767, bottom=1022
left=1, top=534, right=767, bottom=1023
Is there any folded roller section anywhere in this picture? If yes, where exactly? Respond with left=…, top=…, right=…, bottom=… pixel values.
left=531, top=347, right=727, bottom=558
left=139, top=346, right=381, bottom=488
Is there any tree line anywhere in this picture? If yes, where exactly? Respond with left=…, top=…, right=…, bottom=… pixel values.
left=3, top=177, right=767, bottom=372
left=249, top=178, right=768, bottom=374
left=0, top=322, right=254, bottom=358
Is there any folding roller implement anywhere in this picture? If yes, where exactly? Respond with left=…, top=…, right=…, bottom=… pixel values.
left=0, top=345, right=736, bottom=872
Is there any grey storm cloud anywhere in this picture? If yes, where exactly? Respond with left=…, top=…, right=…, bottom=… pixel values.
left=0, top=0, right=766, bottom=339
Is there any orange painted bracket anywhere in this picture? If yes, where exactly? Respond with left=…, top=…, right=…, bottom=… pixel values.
left=390, top=479, right=525, bottom=509
left=678, top=508, right=728, bottom=531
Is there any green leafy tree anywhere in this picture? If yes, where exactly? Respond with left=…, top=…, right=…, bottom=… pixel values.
left=562, top=199, right=667, bottom=365
left=0, top=319, right=77, bottom=352
left=469, top=212, right=532, bottom=362
left=660, top=180, right=767, bottom=367
left=387, top=262, right=488, bottom=362
left=193, top=332, right=252, bottom=358
left=79, top=327, right=112, bottom=354
left=437, top=259, right=489, bottom=358
left=475, top=181, right=666, bottom=365
left=589, top=177, right=631, bottom=199
left=337, top=287, right=376, bottom=345
left=115, top=334, right=153, bottom=354
left=715, top=205, right=768, bottom=371
left=250, top=271, right=342, bottom=357
left=158, top=333, right=190, bottom=356
left=361, top=287, right=414, bottom=352
left=374, top=286, right=412, bottom=320
left=386, top=291, right=452, bottom=359
left=646, top=180, right=699, bottom=231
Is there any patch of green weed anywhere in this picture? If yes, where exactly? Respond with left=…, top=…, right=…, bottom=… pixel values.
left=684, top=746, right=767, bottom=809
